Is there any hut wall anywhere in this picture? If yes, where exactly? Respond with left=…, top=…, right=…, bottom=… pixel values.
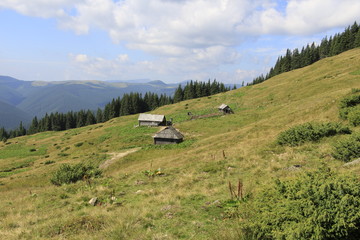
left=154, top=138, right=182, bottom=145
left=139, top=121, right=160, bottom=126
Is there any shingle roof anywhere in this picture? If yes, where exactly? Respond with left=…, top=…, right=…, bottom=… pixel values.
left=138, top=113, right=165, bottom=122
left=153, top=127, right=184, bottom=140
left=218, top=104, right=229, bottom=110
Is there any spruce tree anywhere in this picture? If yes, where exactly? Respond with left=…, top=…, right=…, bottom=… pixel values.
left=174, top=85, right=184, bottom=103
left=85, top=110, right=96, bottom=126
left=355, top=29, right=360, bottom=47
left=96, top=108, right=103, bottom=123
left=0, top=127, right=9, bottom=141
left=18, top=121, right=26, bottom=136
left=65, top=112, right=76, bottom=130
left=28, top=117, right=39, bottom=135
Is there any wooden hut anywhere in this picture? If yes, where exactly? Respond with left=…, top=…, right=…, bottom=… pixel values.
left=138, top=113, right=166, bottom=126
left=218, top=104, right=233, bottom=114
left=153, top=126, right=184, bottom=145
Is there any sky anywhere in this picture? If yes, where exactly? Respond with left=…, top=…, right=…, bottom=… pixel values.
left=0, top=0, right=359, bottom=84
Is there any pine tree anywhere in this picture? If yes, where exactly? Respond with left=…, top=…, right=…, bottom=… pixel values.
left=291, top=48, right=301, bottom=69
left=85, top=110, right=96, bottom=126
left=319, top=37, right=330, bottom=59
left=18, top=121, right=26, bottom=136
left=120, top=94, right=131, bottom=116
left=355, top=28, right=360, bottom=47
left=66, top=112, right=76, bottom=130
left=28, top=117, right=39, bottom=135
left=103, top=104, right=112, bottom=121
left=184, top=81, right=195, bottom=100
left=96, top=108, right=104, bottom=123
left=174, top=85, right=184, bottom=103
left=42, top=113, right=52, bottom=131
left=0, top=127, right=9, bottom=141
left=76, top=110, right=86, bottom=128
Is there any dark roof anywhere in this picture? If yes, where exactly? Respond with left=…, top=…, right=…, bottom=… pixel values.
left=153, top=127, right=184, bottom=140
left=138, top=113, right=165, bottom=122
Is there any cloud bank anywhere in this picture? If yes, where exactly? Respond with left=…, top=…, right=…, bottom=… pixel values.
left=1, top=0, right=359, bottom=82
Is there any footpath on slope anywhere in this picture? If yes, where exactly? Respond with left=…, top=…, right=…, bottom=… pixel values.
left=99, top=147, right=141, bottom=169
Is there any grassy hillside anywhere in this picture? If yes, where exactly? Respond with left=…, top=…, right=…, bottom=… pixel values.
left=0, top=49, right=360, bottom=239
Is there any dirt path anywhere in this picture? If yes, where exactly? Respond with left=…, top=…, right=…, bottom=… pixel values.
left=99, top=147, right=141, bottom=169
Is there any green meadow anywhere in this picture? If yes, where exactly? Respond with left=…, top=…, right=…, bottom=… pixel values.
left=0, top=49, right=360, bottom=239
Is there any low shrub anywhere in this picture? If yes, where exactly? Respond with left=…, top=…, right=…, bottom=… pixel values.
left=347, top=105, right=360, bottom=126
left=277, top=122, right=351, bottom=146
left=239, top=168, right=360, bottom=239
left=332, top=133, right=360, bottom=162
left=74, top=142, right=84, bottom=147
left=51, top=163, right=101, bottom=186
left=44, top=160, right=55, bottom=165
left=339, top=93, right=360, bottom=119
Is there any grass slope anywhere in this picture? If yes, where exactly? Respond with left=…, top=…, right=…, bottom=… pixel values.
left=0, top=49, right=360, bottom=239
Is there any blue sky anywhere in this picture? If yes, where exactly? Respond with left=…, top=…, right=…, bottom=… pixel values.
left=0, top=0, right=359, bottom=84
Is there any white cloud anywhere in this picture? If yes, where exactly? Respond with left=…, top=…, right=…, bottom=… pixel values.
left=2, top=0, right=360, bottom=83
left=3, top=0, right=359, bottom=52
left=74, top=54, right=89, bottom=63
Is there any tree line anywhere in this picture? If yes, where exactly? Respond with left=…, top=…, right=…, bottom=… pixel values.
left=0, top=79, right=231, bottom=141
left=249, top=22, right=360, bottom=85
left=174, top=79, right=233, bottom=103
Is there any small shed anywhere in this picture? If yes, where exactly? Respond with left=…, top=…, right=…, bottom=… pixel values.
left=153, top=126, right=184, bottom=145
left=218, top=104, right=233, bottom=114
left=138, top=113, right=166, bottom=127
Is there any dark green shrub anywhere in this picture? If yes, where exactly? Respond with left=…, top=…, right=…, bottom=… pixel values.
left=74, top=142, right=84, bottom=147
left=348, top=106, right=360, bottom=126
left=332, top=133, right=360, bottom=162
left=58, top=153, right=69, bottom=157
left=44, top=160, right=55, bottom=165
left=239, top=168, right=360, bottom=239
left=351, top=88, right=360, bottom=94
left=339, top=94, right=360, bottom=119
left=50, top=163, right=101, bottom=186
left=277, top=122, right=351, bottom=146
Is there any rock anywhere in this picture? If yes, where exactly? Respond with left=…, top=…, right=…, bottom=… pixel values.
left=343, top=158, right=360, bottom=167
left=284, top=165, right=302, bottom=171
left=135, top=190, right=143, bottom=194
left=89, top=197, right=98, bottom=206
left=212, top=200, right=221, bottom=207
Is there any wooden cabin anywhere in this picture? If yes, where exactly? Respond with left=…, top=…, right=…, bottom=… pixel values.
left=138, top=113, right=166, bottom=127
left=153, top=126, right=184, bottom=145
left=218, top=104, right=233, bottom=114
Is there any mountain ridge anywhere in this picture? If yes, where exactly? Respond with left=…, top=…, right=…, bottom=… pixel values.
left=0, top=76, right=180, bottom=128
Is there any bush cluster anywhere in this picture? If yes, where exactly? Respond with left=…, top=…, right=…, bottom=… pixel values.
left=50, top=163, right=101, bottom=186
left=347, top=106, right=360, bottom=126
left=277, top=122, right=351, bottom=146
left=332, top=133, right=360, bottom=162
left=339, top=93, right=360, bottom=126
left=239, top=168, right=360, bottom=239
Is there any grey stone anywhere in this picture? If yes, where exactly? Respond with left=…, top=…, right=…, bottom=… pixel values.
left=89, top=197, right=98, bottom=206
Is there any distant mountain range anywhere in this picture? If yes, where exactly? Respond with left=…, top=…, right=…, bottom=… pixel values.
left=0, top=75, right=179, bottom=129
left=0, top=75, right=238, bottom=129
